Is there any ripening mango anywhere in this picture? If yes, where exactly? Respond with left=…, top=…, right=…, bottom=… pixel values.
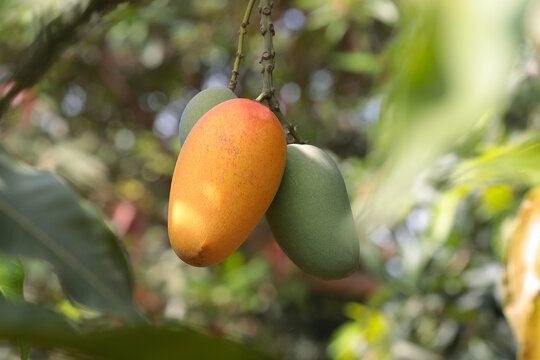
left=178, top=87, right=237, bottom=145
left=504, top=187, right=540, bottom=350
left=266, top=144, right=360, bottom=279
left=168, top=98, right=287, bottom=267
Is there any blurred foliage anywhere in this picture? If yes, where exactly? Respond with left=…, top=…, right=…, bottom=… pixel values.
left=0, top=0, right=540, bottom=359
left=0, top=302, right=270, bottom=360
left=0, top=257, right=29, bottom=360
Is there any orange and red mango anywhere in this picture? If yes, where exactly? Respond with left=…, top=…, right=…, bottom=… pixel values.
left=168, top=98, right=287, bottom=266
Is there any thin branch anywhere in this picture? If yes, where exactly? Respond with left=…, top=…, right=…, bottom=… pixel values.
left=228, top=0, right=256, bottom=92
left=255, top=0, right=304, bottom=144
left=0, top=0, right=135, bottom=120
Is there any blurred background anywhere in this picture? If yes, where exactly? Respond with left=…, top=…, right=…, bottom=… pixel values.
left=1, top=0, right=540, bottom=359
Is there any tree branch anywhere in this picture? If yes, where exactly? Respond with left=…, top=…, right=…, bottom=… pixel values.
left=255, top=0, right=304, bottom=144
left=228, top=0, right=256, bottom=92
left=0, top=0, right=136, bottom=120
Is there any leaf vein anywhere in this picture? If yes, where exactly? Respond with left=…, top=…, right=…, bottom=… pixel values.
left=0, top=197, right=126, bottom=312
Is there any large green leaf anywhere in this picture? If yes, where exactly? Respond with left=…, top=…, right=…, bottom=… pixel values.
left=0, top=147, right=136, bottom=318
left=0, top=303, right=272, bottom=360
left=356, top=0, right=526, bottom=228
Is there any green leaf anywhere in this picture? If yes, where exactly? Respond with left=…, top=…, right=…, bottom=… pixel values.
left=453, top=141, right=540, bottom=187
left=0, top=255, right=29, bottom=360
left=0, top=146, right=136, bottom=318
left=0, top=255, right=24, bottom=302
left=328, top=303, right=390, bottom=360
left=0, top=302, right=273, bottom=360
left=331, top=52, right=381, bottom=75
left=429, top=186, right=470, bottom=245
left=357, top=0, right=526, bottom=228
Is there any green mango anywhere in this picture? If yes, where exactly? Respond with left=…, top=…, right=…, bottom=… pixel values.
left=266, top=144, right=360, bottom=280
left=179, top=87, right=237, bottom=144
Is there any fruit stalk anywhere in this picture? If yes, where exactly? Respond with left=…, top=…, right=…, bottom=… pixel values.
left=255, top=0, right=304, bottom=144
left=228, top=0, right=256, bottom=92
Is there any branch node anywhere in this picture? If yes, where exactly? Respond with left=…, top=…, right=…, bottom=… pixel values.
left=255, top=0, right=304, bottom=144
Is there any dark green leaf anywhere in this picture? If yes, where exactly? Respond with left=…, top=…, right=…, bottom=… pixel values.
left=0, top=147, right=135, bottom=318
left=0, top=303, right=273, bottom=360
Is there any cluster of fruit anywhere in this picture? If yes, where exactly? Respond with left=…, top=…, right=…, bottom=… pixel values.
left=168, top=88, right=359, bottom=279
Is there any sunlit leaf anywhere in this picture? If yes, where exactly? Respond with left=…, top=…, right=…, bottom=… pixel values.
left=504, top=187, right=540, bottom=346
left=0, top=302, right=272, bottom=360
left=328, top=303, right=391, bottom=360
left=453, top=141, right=540, bottom=187
left=357, top=0, right=525, bottom=228
left=0, top=146, right=136, bottom=318
left=429, top=186, right=469, bottom=245
left=480, top=184, right=515, bottom=217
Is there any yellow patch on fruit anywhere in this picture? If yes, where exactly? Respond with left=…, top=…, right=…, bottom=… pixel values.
left=168, top=98, right=286, bottom=266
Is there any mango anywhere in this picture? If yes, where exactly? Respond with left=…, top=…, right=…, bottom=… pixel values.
left=168, top=98, right=287, bottom=267
left=266, top=144, right=360, bottom=279
left=178, top=87, right=237, bottom=145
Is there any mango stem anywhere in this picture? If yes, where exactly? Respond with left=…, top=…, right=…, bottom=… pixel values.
left=255, top=0, right=305, bottom=144
left=228, top=0, right=256, bottom=92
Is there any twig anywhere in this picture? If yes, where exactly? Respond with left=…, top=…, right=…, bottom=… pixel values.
left=255, top=0, right=304, bottom=144
left=228, top=0, right=256, bottom=92
left=0, top=0, right=133, bottom=120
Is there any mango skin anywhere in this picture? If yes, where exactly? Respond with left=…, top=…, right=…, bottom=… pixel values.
left=266, top=144, right=360, bottom=279
left=179, top=87, right=237, bottom=145
left=169, top=98, right=287, bottom=267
